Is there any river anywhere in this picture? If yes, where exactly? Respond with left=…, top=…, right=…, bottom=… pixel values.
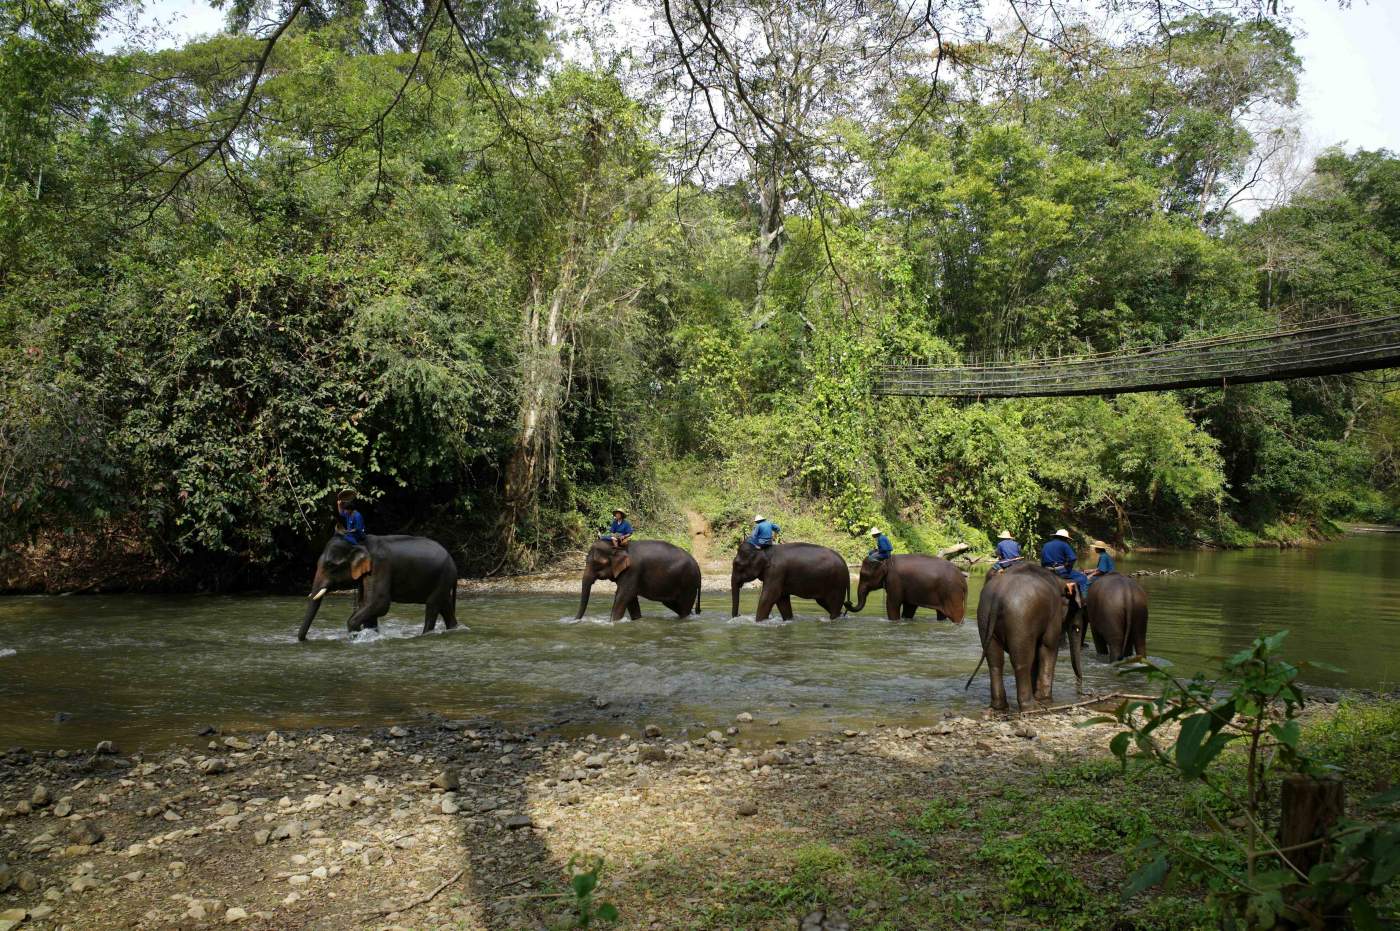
left=2, top=532, right=1397, bottom=750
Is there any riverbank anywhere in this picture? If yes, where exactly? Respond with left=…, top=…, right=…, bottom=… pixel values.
left=3, top=698, right=1395, bottom=930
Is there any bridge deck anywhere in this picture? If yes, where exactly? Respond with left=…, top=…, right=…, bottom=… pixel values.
left=875, top=314, right=1400, bottom=398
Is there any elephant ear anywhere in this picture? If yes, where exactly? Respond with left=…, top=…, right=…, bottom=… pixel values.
left=351, top=551, right=374, bottom=580
left=610, top=550, right=632, bottom=577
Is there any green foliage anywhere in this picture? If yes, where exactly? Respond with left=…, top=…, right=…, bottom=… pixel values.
left=559, top=856, right=619, bottom=929
left=1101, top=633, right=1400, bottom=928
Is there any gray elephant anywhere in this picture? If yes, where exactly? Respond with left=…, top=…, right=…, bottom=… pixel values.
left=845, top=554, right=968, bottom=622
left=1083, top=573, right=1148, bottom=661
left=577, top=539, right=702, bottom=621
left=975, top=563, right=1083, bottom=711
left=298, top=534, right=458, bottom=640
left=731, top=541, right=849, bottom=621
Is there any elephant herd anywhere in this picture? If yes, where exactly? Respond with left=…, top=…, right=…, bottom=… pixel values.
left=296, top=531, right=1148, bottom=713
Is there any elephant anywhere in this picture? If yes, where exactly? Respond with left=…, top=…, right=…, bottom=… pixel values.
left=298, top=534, right=458, bottom=641
left=730, top=541, right=849, bottom=622
left=1083, top=573, right=1148, bottom=661
left=577, top=539, right=702, bottom=621
left=844, top=554, right=968, bottom=623
left=975, top=563, right=1083, bottom=712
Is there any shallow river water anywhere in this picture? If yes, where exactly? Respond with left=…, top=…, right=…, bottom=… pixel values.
left=1, top=532, right=1398, bottom=750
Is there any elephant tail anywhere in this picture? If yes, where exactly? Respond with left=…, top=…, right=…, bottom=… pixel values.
left=964, top=598, right=995, bottom=690
left=695, top=585, right=702, bottom=616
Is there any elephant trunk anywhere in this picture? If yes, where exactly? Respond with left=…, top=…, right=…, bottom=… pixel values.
left=730, top=574, right=742, bottom=618
left=577, top=572, right=595, bottom=620
left=845, top=581, right=871, bottom=613
left=1068, top=607, right=1084, bottom=686
left=297, top=591, right=324, bottom=642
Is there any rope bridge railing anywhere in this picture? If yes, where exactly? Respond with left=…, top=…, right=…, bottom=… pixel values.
left=875, top=313, right=1400, bottom=398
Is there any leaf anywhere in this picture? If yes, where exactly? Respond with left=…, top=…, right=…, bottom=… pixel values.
left=1351, top=897, right=1382, bottom=931
left=1175, top=713, right=1212, bottom=774
left=572, top=870, right=597, bottom=897
left=1268, top=719, right=1301, bottom=749
left=1110, top=731, right=1132, bottom=765
left=1363, top=786, right=1400, bottom=809
left=595, top=903, right=619, bottom=922
left=1123, top=854, right=1169, bottom=898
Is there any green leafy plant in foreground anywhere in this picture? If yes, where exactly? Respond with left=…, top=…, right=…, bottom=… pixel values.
left=1097, top=631, right=1400, bottom=928
left=556, top=856, right=618, bottom=929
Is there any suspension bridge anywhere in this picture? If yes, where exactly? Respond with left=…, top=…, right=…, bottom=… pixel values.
left=874, top=313, right=1400, bottom=399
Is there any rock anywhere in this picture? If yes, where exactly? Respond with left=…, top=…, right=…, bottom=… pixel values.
left=584, top=753, right=611, bottom=768
left=196, top=725, right=217, bottom=736
left=15, top=801, right=31, bottom=816
left=726, top=726, right=739, bottom=736
left=311, top=866, right=328, bottom=880
left=0, top=864, right=11, bottom=893
left=225, top=906, right=248, bottom=923
left=31, top=786, right=51, bottom=807
left=441, top=798, right=460, bottom=815
left=16, top=872, right=38, bottom=893
left=1013, top=723, right=1037, bottom=739
left=252, top=830, right=270, bottom=847
left=430, top=769, right=460, bottom=791
left=26, top=907, right=51, bottom=921
left=735, top=801, right=758, bottom=817
left=393, top=835, right=419, bottom=849
left=222, top=736, right=252, bottom=751
left=975, top=740, right=995, bottom=753
left=504, top=814, right=533, bottom=830
left=214, top=801, right=239, bottom=817
left=69, top=822, right=104, bottom=846
left=186, top=903, right=207, bottom=920
left=894, top=727, right=913, bottom=740
left=53, top=800, right=73, bottom=818
left=800, top=907, right=852, bottom=931
left=735, top=712, right=754, bottom=723
left=162, top=809, right=182, bottom=822
left=70, top=875, right=99, bottom=892
left=270, top=821, right=303, bottom=842
left=199, top=758, right=230, bottom=775
left=637, top=745, right=667, bottom=763
left=706, top=730, right=725, bottom=743
left=288, top=874, right=309, bottom=886
left=643, top=724, right=663, bottom=737
left=388, top=726, right=409, bottom=738
left=757, top=749, right=785, bottom=767
left=842, top=729, right=858, bottom=738
left=591, top=697, right=610, bottom=709
left=95, top=740, right=116, bottom=755
left=362, top=848, right=383, bottom=866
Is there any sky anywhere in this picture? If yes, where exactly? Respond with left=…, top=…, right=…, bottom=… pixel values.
left=123, top=0, right=1400, bottom=164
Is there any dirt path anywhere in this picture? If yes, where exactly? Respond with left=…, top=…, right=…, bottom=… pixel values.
left=684, top=509, right=716, bottom=569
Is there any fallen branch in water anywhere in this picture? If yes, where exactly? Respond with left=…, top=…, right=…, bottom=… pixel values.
left=1018, top=693, right=1157, bottom=716
left=364, top=867, right=466, bottom=916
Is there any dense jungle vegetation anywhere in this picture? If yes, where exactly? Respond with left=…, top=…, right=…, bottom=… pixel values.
left=2, top=0, right=1398, bottom=589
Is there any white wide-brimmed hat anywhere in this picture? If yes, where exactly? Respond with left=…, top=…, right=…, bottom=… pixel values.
left=612, top=507, right=627, bottom=516
left=869, top=528, right=882, bottom=536
left=753, top=515, right=765, bottom=523
left=998, top=531, right=1013, bottom=540
left=1053, top=528, right=1071, bottom=539
left=1091, top=540, right=1112, bottom=552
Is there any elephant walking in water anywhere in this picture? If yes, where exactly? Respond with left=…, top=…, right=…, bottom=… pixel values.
left=1083, top=573, right=1148, bottom=661
left=298, top=535, right=458, bottom=640
left=577, top=539, right=702, bottom=621
left=845, top=554, right=967, bottom=623
left=731, top=541, right=849, bottom=621
left=975, top=564, right=1083, bottom=712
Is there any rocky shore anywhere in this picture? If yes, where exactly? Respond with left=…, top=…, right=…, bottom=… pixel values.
left=0, top=704, right=1130, bottom=930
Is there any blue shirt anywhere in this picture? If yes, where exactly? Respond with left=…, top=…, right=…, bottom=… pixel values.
left=749, top=520, right=780, bottom=546
left=340, top=508, right=365, bottom=545
left=873, top=533, right=893, bottom=557
left=1096, top=552, right=1115, bottom=574
left=608, top=519, right=633, bottom=537
left=995, top=539, right=1022, bottom=561
left=1041, top=538, right=1077, bottom=573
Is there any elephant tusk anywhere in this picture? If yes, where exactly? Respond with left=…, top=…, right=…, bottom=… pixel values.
left=311, top=588, right=328, bottom=601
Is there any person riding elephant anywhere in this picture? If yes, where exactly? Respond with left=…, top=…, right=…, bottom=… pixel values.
left=845, top=553, right=967, bottom=622
left=992, top=531, right=1023, bottom=572
left=298, top=533, right=458, bottom=641
left=577, top=539, right=701, bottom=622
left=1083, top=572, right=1148, bottom=662
left=867, top=527, right=893, bottom=562
left=973, top=563, right=1083, bottom=712
left=1084, top=540, right=1115, bottom=586
left=749, top=515, right=780, bottom=549
left=336, top=490, right=366, bottom=545
left=1040, top=529, right=1089, bottom=597
left=602, top=508, right=633, bottom=547
left=731, top=540, right=848, bottom=622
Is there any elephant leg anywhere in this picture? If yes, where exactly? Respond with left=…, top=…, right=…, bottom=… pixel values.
left=777, top=594, right=795, bottom=621
left=886, top=597, right=900, bottom=621
left=1091, top=628, right=1108, bottom=656
left=1011, top=648, right=1037, bottom=712
left=441, top=591, right=458, bottom=630
left=627, top=597, right=642, bottom=620
left=1034, top=640, right=1058, bottom=705
left=422, top=602, right=440, bottom=635
left=608, top=588, right=630, bottom=622
left=987, top=640, right=1009, bottom=712
left=901, top=603, right=918, bottom=620
left=347, top=597, right=389, bottom=635
left=935, top=609, right=947, bottom=621
left=754, top=585, right=779, bottom=621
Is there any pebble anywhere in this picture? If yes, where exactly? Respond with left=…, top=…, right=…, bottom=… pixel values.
left=584, top=753, right=611, bottom=768
left=735, top=712, right=754, bottom=723
left=31, top=786, right=51, bottom=807
left=735, top=801, right=758, bottom=817
left=288, top=874, right=310, bottom=886
left=69, top=822, right=104, bottom=846
left=311, top=866, right=328, bottom=880
left=222, top=736, right=252, bottom=751
left=199, top=758, right=230, bottom=775
left=1013, top=723, right=1037, bottom=740
left=0, top=865, right=9, bottom=893
left=637, top=745, right=667, bottom=763
left=253, top=830, right=271, bottom=846
left=441, top=798, right=460, bottom=815
left=95, top=740, right=116, bottom=754
left=504, top=814, right=533, bottom=830
left=643, top=724, right=662, bottom=737
left=225, top=906, right=248, bottom=922
left=388, top=726, right=409, bottom=738
left=215, top=801, right=239, bottom=816
left=53, top=799, right=73, bottom=818
left=162, top=810, right=182, bottom=822
left=800, top=908, right=851, bottom=931
left=430, top=769, right=460, bottom=791
left=706, top=730, right=724, bottom=743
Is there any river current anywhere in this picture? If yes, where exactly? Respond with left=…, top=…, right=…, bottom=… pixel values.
left=1, top=533, right=1397, bottom=750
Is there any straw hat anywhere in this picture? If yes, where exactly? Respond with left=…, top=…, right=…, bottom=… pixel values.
left=612, top=508, right=627, bottom=517
left=753, top=515, right=765, bottom=523
left=1091, top=540, right=1112, bottom=552
left=998, top=531, right=1013, bottom=540
left=869, top=528, right=882, bottom=536
left=1052, top=529, right=1071, bottom=539
left=336, top=488, right=358, bottom=504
